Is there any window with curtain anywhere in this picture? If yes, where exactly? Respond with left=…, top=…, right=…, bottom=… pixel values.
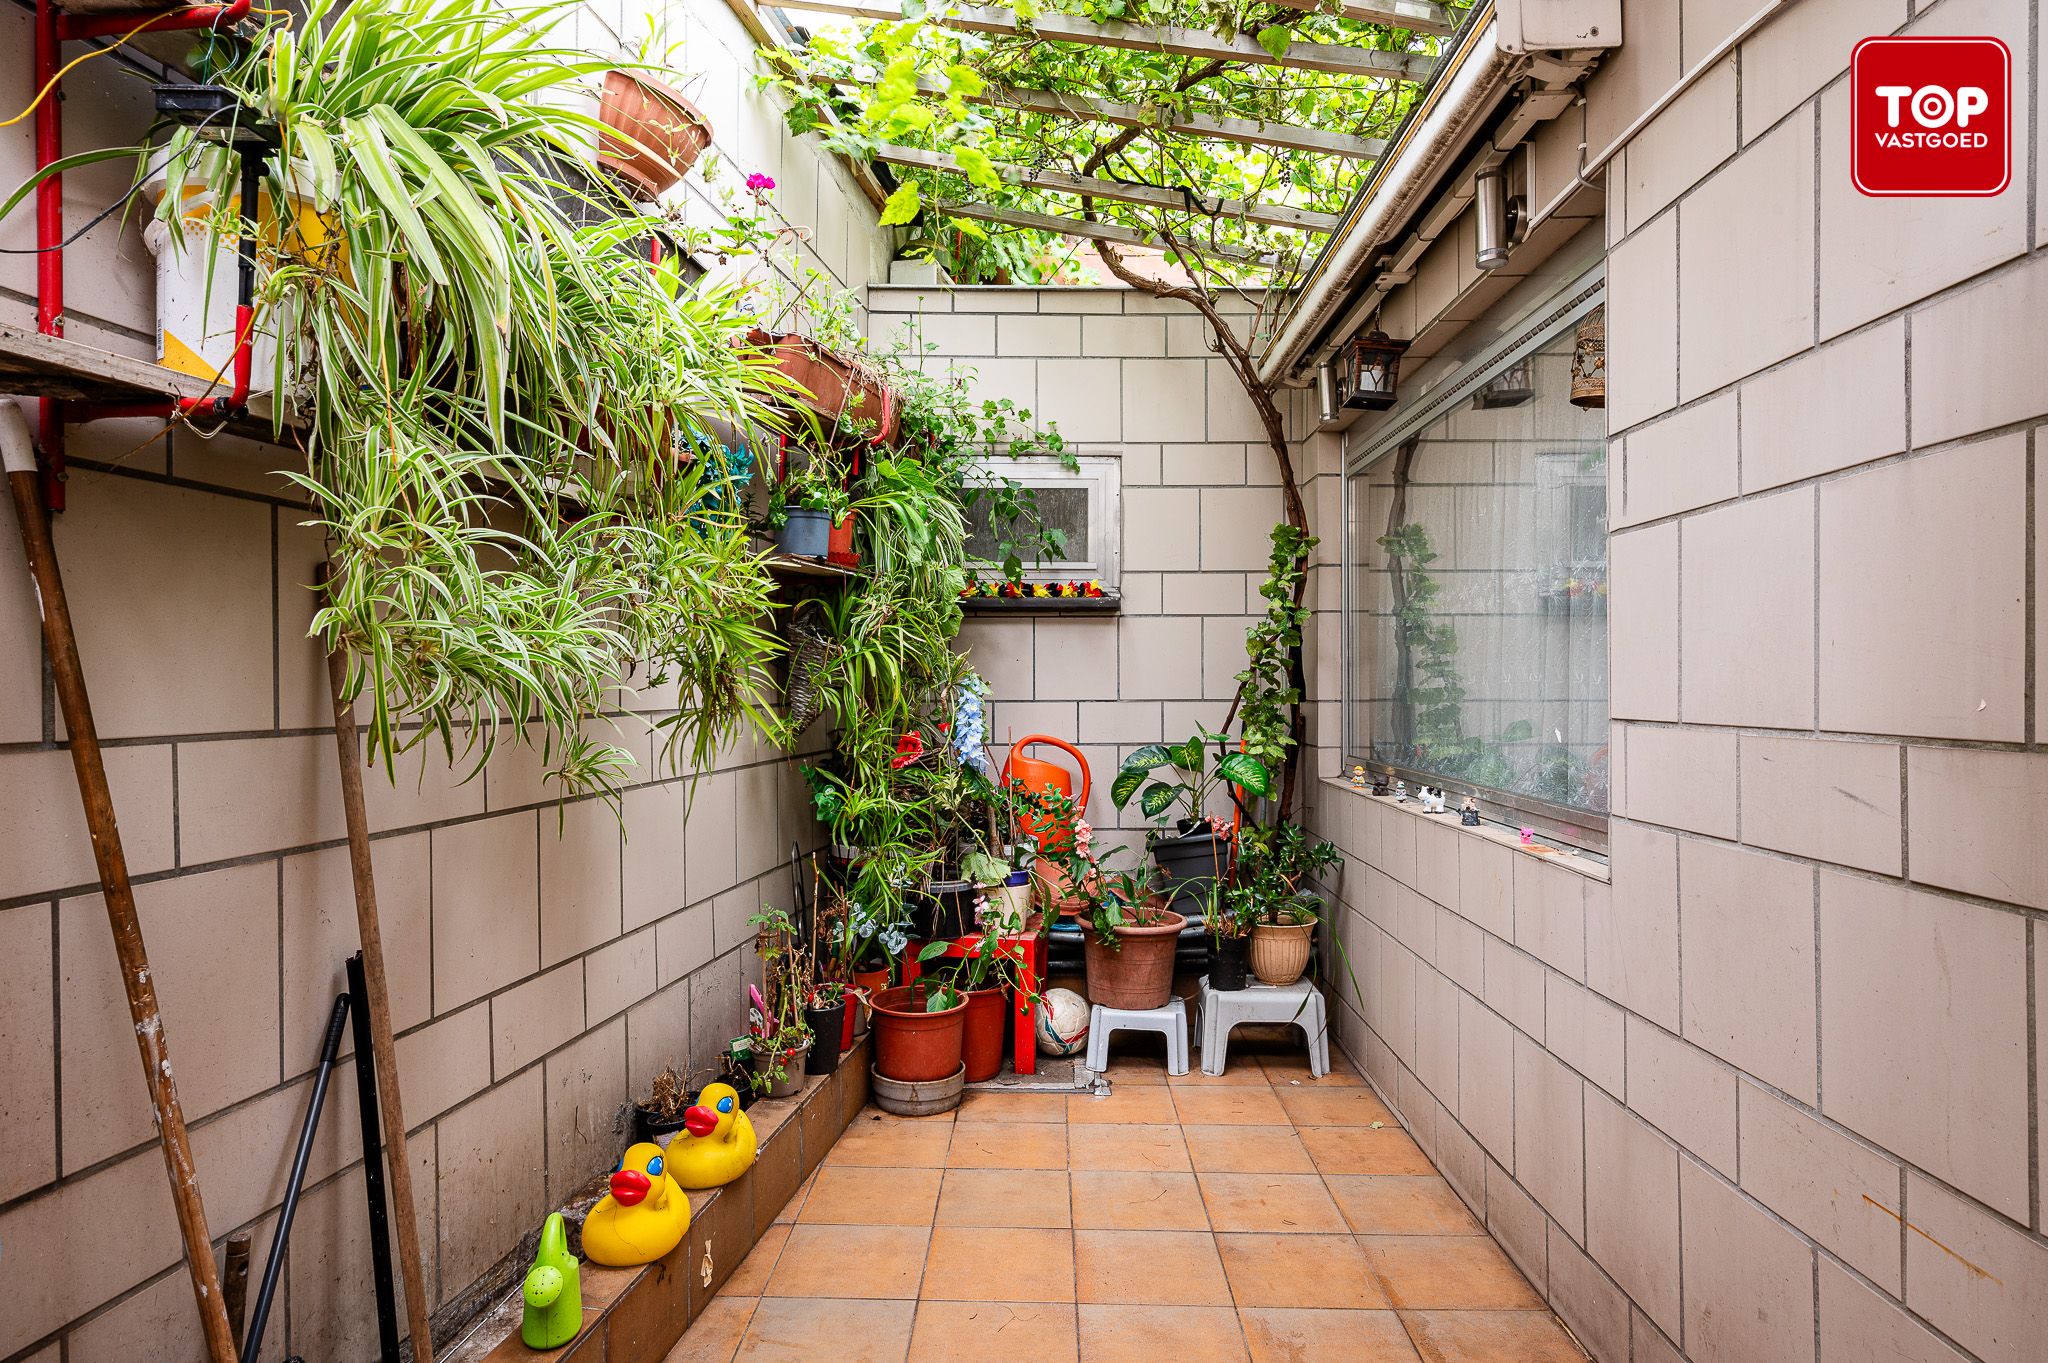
left=1346, top=312, right=1609, bottom=825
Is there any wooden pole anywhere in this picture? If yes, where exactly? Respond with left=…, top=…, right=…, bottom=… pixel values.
left=319, top=588, right=436, bottom=1363
left=2, top=452, right=239, bottom=1363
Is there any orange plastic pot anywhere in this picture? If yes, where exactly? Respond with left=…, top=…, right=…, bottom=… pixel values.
left=870, top=985, right=968, bottom=1082
left=960, top=986, right=1008, bottom=1083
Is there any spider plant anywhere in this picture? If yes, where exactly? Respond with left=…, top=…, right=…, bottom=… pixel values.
left=43, top=0, right=802, bottom=796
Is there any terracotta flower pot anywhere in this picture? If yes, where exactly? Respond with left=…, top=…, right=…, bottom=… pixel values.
left=746, top=328, right=899, bottom=442
left=870, top=985, right=969, bottom=1082
left=1083, top=905, right=1186, bottom=1010
left=850, top=965, right=892, bottom=1037
left=960, top=986, right=1008, bottom=1082
left=597, top=69, right=712, bottom=200
left=1248, top=920, right=1315, bottom=986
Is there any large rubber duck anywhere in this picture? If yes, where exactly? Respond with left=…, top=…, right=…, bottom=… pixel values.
left=521, top=1212, right=581, bottom=1348
left=581, top=1142, right=690, bottom=1267
left=666, top=1081, right=758, bottom=1190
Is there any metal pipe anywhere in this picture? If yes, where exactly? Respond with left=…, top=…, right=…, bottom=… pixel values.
left=348, top=951, right=403, bottom=1363
left=1, top=398, right=239, bottom=1363
left=244, top=991, right=352, bottom=1362
left=34, top=0, right=64, bottom=510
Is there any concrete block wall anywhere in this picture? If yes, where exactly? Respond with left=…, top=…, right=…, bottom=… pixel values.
left=1306, top=2, right=2048, bottom=1362
left=0, top=3, right=879, bottom=1359
left=870, top=284, right=1291, bottom=841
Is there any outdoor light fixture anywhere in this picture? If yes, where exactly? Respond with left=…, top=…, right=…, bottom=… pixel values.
left=1316, top=361, right=1342, bottom=423
left=1474, top=165, right=1523, bottom=271
left=1340, top=329, right=1409, bottom=412
left=1475, top=355, right=1535, bottom=408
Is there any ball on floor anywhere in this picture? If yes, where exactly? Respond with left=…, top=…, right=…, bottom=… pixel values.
left=1035, top=986, right=1089, bottom=1056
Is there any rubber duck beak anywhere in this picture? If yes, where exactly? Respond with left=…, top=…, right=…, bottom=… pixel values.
left=608, top=1168, right=650, bottom=1207
left=683, top=1105, right=720, bottom=1138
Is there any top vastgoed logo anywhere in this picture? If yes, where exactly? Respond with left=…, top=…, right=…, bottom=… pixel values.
left=1850, top=35, right=2011, bottom=198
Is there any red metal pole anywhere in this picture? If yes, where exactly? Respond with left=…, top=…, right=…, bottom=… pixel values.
left=34, top=0, right=64, bottom=511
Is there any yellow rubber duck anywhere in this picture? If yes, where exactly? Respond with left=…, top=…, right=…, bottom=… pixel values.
left=666, top=1082, right=758, bottom=1190
left=580, top=1142, right=690, bottom=1267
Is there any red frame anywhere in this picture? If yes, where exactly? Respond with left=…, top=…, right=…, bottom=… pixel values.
left=901, top=918, right=1050, bottom=1077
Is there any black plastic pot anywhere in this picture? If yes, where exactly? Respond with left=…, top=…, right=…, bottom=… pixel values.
left=909, top=879, right=978, bottom=940
left=803, top=1002, right=847, bottom=1073
left=778, top=507, right=830, bottom=558
left=632, top=1103, right=689, bottom=1144
left=1209, top=935, right=1250, bottom=992
left=1152, top=828, right=1228, bottom=915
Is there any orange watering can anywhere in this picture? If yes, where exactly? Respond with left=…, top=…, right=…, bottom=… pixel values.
left=1002, top=735, right=1091, bottom=854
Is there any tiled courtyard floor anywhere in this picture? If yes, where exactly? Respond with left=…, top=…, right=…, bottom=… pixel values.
left=660, top=1046, right=1588, bottom=1363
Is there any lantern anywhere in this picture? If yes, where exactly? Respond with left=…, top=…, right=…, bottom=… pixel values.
left=1340, top=330, right=1408, bottom=412
left=1570, top=306, right=1606, bottom=409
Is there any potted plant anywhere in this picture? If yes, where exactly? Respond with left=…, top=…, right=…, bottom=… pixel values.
left=1204, top=884, right=1255, bottom=992
left=1112, top=729, right=1272, bottom=917
left=1079, top=858, right=1185, bottom=1011
left=1235, top=821, right=1342, bottom=987
left=928, top=920, right=1035, bottom=1082
left=772, top=454, right=852, bottom=559
left=802, top=981, right=848, bottom=1076
left=752, top=908, right=816, bottom=1095
left=596, top=27, right=714, bottom=200
left=1010, top=783, right=1092, bottom=918
left=870, top=977, right=968, bottom=1082
left=746, top=328, right=899, bottom=443
left=632, top=1063, right=696, bottom=1144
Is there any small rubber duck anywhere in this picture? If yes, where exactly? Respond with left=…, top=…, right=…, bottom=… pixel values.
left=521, top=1212, right=581, bottom=1349
left=581, top=1142, right=691, bottom=1267
left=666, top=1081, right=759, bottom=1190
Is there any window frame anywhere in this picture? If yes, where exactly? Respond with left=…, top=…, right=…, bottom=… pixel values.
left=962, top=451, right=1123, bottom=592
left=1342, top=271, right=1610, bottom=853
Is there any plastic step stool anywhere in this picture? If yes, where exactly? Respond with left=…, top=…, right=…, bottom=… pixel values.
left=1197, top=976, right=1328, bottom=1077
left=1085, top=995, right=1189, bottom=1076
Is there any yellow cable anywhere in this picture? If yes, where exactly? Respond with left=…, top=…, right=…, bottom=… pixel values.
left=0, top=11, right=179, bottom=130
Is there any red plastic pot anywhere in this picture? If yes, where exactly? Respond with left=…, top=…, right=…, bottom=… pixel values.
left=870, top=985, right=968, bottom=1082
left=960, top=986, right=1008, bottom=1083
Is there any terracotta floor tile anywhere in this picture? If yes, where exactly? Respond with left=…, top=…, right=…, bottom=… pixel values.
left=1169, top=1064, right=1274, bottom=1087
left=761, top=1224, right=931, bottom=1299
left=921, top=1226, right=1076, bottom=1302
left=1079, top=1304, right=1249, bottom=1363
left=1274, top=1088, right=1396, bottom=1128
left=824, top=1121, right=953, bottom=1168
left=1259, top=1053, right=1367, bottom=1086
left=1068, top=1123, right=1191, bottom=1172
left=1398, top=1310, right=1588, bottom=1362
left=858, top=1106, right=957, bottom=1124
left=1099, top=1056, right=1170, bottom=1085
left=662, top=1295, right=756, bottom=1363
left=908, top=1301, right=1079, bottom=1363
left=947, top=1122, right=1069, bottom=1170
left=1298, top=1126, right=1435, bottom=1175
left=797, top=1165, right=944, bottom=1225
left=773, top=1171, right=815, bottom=1224
left=734, top=1297, right=916, bottom=1363
left=1361, top=1236, right=1545, bottom=1311
left=958, top=1091, right=1071, bottom=1124
left=1197, top=1172, right=1350, bottom=1233
left=1074, top=1229, right=1233, bottom=1306
left=723, top=1225, right=789, bottom=1297
left=936, top=1168, right=1073, bottom=1228
left=1070, top=1170, right=1211, bottom=1230
left=1068, top=1086, right=1179, bottom=1124
left=1215, top=1233, right=1389, bottom=1310
left=1183, top=1125, right=1316, bottom=1174
left=1327, top=1176, right=1483, bottom=1236
left=1170, top=1088, right=1278, bottom=1126
left=1239, top=1307, right=1419, bottom=1363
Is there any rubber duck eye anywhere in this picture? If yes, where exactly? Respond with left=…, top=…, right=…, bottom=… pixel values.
left=717, top=1096, right=734, bottom=1113
left=647, top=1155, right=663, bottom=1178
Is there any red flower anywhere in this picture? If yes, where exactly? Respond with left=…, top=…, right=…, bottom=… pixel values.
left=890, top=732, right=925, bottom=768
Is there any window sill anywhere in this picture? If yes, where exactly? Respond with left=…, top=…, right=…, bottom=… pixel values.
left=1320, top=776, right=1611, bottom=883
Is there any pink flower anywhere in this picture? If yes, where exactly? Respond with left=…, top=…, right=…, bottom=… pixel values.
left=746, top=172, right=776, bottom=195
left=1073, top=819, right=1093, bottom=852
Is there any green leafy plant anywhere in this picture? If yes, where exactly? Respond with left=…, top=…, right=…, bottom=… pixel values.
left=1112, top=728, right=1272, bottom=831
left=771, top=451, right=854, bottom=529
left=1227, top=820, right=1341, bottom=929
left=1235, top=524, right=1315, bottom=803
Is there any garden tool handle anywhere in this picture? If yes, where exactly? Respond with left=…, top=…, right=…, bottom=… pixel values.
left=1005, top=734, right=1091, bottom=809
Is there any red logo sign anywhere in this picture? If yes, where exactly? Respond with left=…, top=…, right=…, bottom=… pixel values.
left=1851, top=36, right=2010, bottom=197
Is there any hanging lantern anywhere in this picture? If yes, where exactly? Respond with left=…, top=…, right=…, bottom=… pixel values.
left=1340, top=329, right=1409, bottom=412
left=1570, top=306, right=1606, bottom=409
left=1475, top=355, right=1535, bottom=409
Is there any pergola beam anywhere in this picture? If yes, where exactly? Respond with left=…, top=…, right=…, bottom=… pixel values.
left=1262, top=0, right=1459, bottom=38
left=874, top=143, right=1340, bottom=232
left=769, top=0, right=1436, bottom=80
left=825, top=73, right=1387, bottom=161
left=937, top=199, right=1271, bottom=264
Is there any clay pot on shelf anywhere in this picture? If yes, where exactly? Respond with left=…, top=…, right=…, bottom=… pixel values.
left=597, top=69, right=712, bottom=200
left=1082, top=902, right=1186, bottom=1011
left=1247, top=916, right=1315, bottom=987
left=746, top=328, right=899, bottom=442
left=870, top=984, right=969, bottom=1083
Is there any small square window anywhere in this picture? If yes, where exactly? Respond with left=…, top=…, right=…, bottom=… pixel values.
left=962, top=453, right=1121, bottom=608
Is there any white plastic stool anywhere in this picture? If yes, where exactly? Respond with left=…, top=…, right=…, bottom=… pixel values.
left=1086, top=995, right=1190, bottom=1076
left=1197, top=977, right=1329, bottom=1077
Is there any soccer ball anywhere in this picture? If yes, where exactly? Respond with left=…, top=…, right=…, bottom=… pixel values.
left=1035, top=987, right=1090, bottom=1057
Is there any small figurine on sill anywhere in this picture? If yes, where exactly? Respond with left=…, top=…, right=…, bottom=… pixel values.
left=1420, top=786, right=1447, bottom=815
left=1350, top=764, right=1368, bottom=789
left=1460, top=797, right=1482, bottom=827
left=1393, top=780, right=1410, bottom=803
left=1371, top=774, right=1390, bottom=797
left=1519, top=827, right=1537, bottom=847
